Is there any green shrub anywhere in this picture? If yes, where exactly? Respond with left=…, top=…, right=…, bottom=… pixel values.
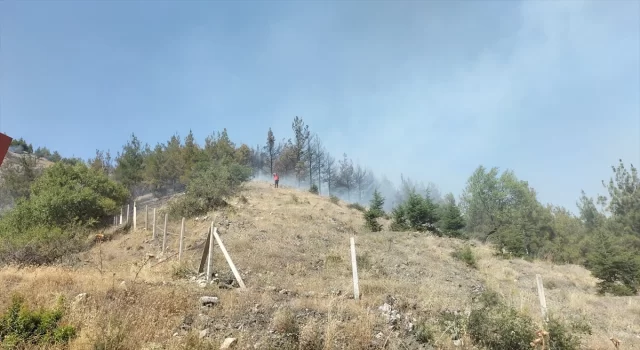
left=586, top=233, right=640, bottom=296
left=363, top=189, right=386, bottom=232
left=0, top=225, right=89, bottom=265
left=309, top=184, right=319, bottom=194
left=169, top=162, right=251, bottom=218
left=168, top=195, right=209, bottom=219
left=0, top=294, right=76, bottom=347
left=437, top=193, right=466, bottom=237
left=468, top=296, right=536, bottom=350
left=329, top=195, right=339, bottom=205
left=451, top=245, right=478, bottom=269
left=0, top=163, right=128, bottom=236
left=467, top=291, right=582, bottom=350
left=364, top=210, right=383, bottom=232
left=546, top=315, right=582, bottom=350
left=413, top=322, right=435, bottom=344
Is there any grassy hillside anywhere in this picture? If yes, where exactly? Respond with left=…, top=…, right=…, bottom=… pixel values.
left=0, top=181, right=638, bottom=349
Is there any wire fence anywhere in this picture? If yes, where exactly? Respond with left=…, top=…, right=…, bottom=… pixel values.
left=111, top=195, right=196, bottom=262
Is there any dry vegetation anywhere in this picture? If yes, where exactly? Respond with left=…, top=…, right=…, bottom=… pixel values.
left=1, top=181, right=639, bottom=349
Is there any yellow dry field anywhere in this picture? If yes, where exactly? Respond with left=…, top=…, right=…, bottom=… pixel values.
left=0, top=181, right=638, bottom=349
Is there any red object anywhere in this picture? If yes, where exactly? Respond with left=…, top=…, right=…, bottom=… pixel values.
left=0, top=132, right=12, bottom=167
left=274, top=173, right=279, bottom=181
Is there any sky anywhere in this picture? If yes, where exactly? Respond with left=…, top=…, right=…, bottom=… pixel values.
left=1, top=0, right=639, bottom=212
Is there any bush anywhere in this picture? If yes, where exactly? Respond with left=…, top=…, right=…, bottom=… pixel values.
left=364, top=190, right=385, bottom=232
left=347, top=203, right=365, bottom=212
left=309, top=184, right=319, bottom=194
left=329, top=195, right=339, bottom=205
left=546, top=315, right=582, bottom=350
left=468, top=291, right=582, bottom=350
left=169, top=162, right=251, bottom=218
left=28, top=163, right=129, bottom=228
left=586, top=233, right=640, bottom=296
left=0, top=294, right=76, bottom=347
left=390, top=190, right=439, bottom=232
left=168, top=195, right=209, bottom=219
left=0, top=225, right=89, bottom=265
left=413, top=322, right=435, bottom=344
left=468, top=293, right=536, bottom=350
left=438, top=193, right=466, bottom=237
left=451, top=245, right=477, bottom=269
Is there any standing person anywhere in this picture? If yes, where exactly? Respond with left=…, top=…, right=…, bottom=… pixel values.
left=273, top=173, right=279, bottom=188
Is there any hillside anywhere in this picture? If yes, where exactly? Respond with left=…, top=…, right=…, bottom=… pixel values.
left=0, top=181, right=638, bottom=349
left=0, top=151, right=55, bottom=171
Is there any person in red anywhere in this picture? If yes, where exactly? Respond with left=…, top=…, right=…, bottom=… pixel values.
left=273, top=173, right=279, bottom=188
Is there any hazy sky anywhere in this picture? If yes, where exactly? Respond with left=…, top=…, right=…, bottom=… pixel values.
left=1, top=0, right=639, bottom=212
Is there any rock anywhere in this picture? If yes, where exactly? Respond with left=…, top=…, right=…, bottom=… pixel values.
left=200, top=296, right=219, bottom=307
left=119, top=281, right=128, bottom=290
left=198, top=281, right=208, bottom=288
left=378, top=303, right=392, bottom=313
left=266, top=286, right=277, bottom=292
left=220, top=337, right=237, bottom=349
left=453, top=339, right=463, bottom=346
left=199, top=329, right=209, bottom=339
left=74, top=293, right=88, bottom=304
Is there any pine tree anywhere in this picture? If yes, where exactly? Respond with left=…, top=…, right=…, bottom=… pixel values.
left=114, top=133, right=145, bottom=199
left=291, top=116, right=310, bottom=185
left=439, top=193, right=466, bottom=237
left=264, top=128, right=278, bottom=175
left=364, top=189, right=385, bottom=232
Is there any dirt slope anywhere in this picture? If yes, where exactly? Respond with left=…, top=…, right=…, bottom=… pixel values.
left=0, top=181, right=638, bottom=349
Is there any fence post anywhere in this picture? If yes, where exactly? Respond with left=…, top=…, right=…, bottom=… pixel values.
left=126, top=204, right=130, bottom=224
left=145, top=205, right=148, bottom=230
left=350, top=236, right=360, bottom=300
left=212, top=227, right=246, bottom=289
left=179, top=217, right=185, bottom=262
left=536, top=274, right=548, bottom=323
left=120, top=207, right=123, bottom=225
left=133, top=202, right=137, bottom=231
left=162, top=213, right=168, bottom=253
left=207, top=223, right=214, bottom=281
left=152, top=208, right=156, bottom=240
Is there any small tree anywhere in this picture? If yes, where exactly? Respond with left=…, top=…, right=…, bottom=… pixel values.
left=438, top=193, right=466, bottom=237
left=364, top=189, right=385, bottom=232
left=390, top=189, right=439, bottom=232
left=586, top=231, right=640, bottom=296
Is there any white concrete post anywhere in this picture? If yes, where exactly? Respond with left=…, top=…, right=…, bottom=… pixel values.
left=206, top=223, right=214, bottom=281
left=126, top=204, right=130, bottom=223
left=212, top=227, right=246, bottom=289
left=133, top=202, right=137, bottom=231
left=536, top=274, right=548, bottom=323
left=120, top=207, right=123, bottom=225
left=152, top=208, right=156, bottom=240
left=350, top=236, right=360, bottom=300
left=162, top=213, right=168, bottom=253
left=179, top=217, right=185, bottom=262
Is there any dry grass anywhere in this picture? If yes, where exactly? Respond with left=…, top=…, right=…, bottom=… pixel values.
left=1, top=181, right=639, bottom=349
